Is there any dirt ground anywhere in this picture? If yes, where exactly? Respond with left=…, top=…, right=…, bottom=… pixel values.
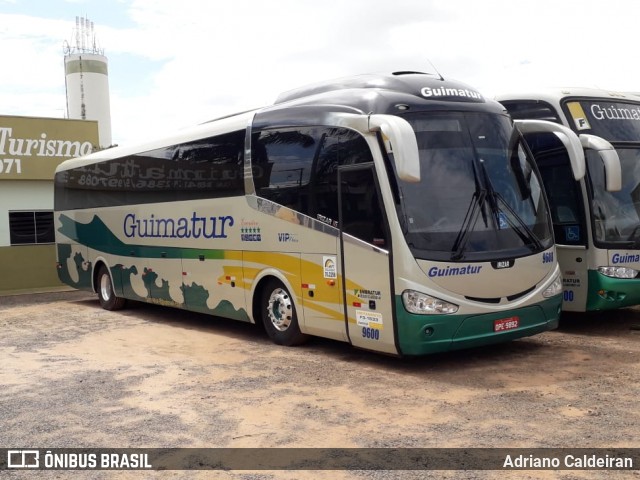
left=1, top=290, right=639, bottom=480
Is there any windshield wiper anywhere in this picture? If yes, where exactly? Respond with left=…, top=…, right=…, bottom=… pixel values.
left=451, top=190, right=486, bottom=261
left=451, top=157, right=544, bottom=260
left=478, top=159, right=543, bottom=251
left=492, top=190, right=543, bottom=251
left=451, top=160, right=489, bottom=260
left=625, top=225, right=640, bottom=248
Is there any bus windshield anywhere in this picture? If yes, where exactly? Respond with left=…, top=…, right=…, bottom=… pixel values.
left=564, top=100, right=640, bottom=142
left=588, top=146, right=640, bottom=246
left=398, top=112, right=552, bottom=262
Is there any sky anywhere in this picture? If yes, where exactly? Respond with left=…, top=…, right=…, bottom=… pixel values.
left=1, top=0, right=639, bottom=146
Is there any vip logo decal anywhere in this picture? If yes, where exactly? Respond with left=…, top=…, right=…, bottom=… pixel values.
left=277, top=233, right=299, bottom=243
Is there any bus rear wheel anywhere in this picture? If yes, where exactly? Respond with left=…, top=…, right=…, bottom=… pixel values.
left=261, top=279, right=308, bottom=346
left=97, top=265, right=126, bottom=311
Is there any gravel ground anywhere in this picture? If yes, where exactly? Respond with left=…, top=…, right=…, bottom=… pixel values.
left=1, top=291, right=639, bottom=480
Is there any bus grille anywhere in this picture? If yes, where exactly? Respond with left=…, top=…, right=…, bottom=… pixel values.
left=465, top=286, right=536, bottom=304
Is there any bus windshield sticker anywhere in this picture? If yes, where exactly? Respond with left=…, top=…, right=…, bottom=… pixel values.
left=567, top=102, right=591, bottom=130
left=497, top=212, right=508, bottom=229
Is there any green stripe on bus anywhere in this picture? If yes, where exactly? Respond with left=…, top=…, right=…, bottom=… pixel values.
left=585, top=269, right=640, bottom=311
left=395, top=295, right=561, bottom=356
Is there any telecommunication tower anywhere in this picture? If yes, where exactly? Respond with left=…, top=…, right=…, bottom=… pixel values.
left=63, top=16, right=112, bottom=148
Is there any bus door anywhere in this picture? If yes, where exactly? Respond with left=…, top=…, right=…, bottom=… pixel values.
left=556, top=245, right=589, bottom=311
left=530, top=134, right=590, bottom=311
left=338, top=165, right=398, bottom=354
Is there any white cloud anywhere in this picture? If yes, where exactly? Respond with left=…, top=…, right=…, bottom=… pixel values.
left=2, top=0, right=640, bottom=144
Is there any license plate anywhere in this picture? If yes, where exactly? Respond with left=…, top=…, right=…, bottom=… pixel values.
left=494, top=316, right=520, bottom=332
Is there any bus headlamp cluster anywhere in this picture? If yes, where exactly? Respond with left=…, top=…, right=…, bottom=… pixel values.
left=402, top=290, right=459, bottom=315
left=542, top=275, right=563, bottom=298
left=598, top=266, right=639, bottom=279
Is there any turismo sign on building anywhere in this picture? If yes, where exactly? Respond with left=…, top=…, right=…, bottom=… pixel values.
left=0, top=115, right=99, bottom=180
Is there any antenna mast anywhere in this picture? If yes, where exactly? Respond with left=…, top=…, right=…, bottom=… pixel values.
left=63, top=15, right=112, bottom=147
left=64, top=15, right=104, bottom=56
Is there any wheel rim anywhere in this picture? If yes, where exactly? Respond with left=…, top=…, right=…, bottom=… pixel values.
left=266, top=287, right=293, bottom=332
left=100, top=273, right=112, bottom=301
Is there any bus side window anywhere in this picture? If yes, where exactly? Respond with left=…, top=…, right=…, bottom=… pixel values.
left=340, top=168, right=387, bottom=247
left=526, top=132, right=586, bottom=246
left=253, top=128, right=318, bottom=214
left=312, top=128, right=373, bottom=229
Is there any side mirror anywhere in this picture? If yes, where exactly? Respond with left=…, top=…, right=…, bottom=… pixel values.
left=514, top=119, right=585, bottom=181
left=579, top=134, right=621, bottom=192
left=333, top=113, right=421, bottom=183
left=368, top=114, right=421, bottom=183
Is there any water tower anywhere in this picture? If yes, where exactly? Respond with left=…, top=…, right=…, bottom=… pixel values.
left=64, top=16, right=112, bottom=148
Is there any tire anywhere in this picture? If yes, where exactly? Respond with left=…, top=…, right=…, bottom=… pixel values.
left=96, top=265, right=126, bottom=311
left=260, top=279, right=308, bottom=346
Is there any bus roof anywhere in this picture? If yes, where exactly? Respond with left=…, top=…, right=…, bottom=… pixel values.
left=56, top=109, right=257, bottom=173
left=57, top=71, right=507, bottom=173
left=496, top=87, right=640, bottom=105
left=272, top=71, right=500, bottom=113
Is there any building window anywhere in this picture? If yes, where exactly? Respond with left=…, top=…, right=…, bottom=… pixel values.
left=9, top=211, right=55, bottom=245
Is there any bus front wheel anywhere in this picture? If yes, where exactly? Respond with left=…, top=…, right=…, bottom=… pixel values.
left=97, top=265, right=126, bottom=311
left=260, top=279, right=308, bottom=346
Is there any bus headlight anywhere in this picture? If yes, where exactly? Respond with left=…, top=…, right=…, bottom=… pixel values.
left=542, top=275, right=563, bottom=298
left=598, top=266, right=639, bottom=279
left=402, top=290, right=458, bottom=315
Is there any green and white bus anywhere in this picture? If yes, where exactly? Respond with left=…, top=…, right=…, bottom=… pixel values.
left=497, top=88, right=640, bottom=312
left=54, top=72, right=582, bottom=355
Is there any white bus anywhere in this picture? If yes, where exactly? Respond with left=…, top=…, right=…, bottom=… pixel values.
left=54, top=72, right=583, bottom=355
left=497, top=88, right=640, bottom=312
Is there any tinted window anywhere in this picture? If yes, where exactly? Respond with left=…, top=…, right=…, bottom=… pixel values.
left=586, top=147, right=640, bottom=246
left=55, top=130, right=245, bottom=210
left=313, top=129, right=373, bottom=227
left=340, top=167, right=388, bottom=247
left=562, top=100, right=640, bottom=141
left=398, top=112, right=553, bottom=261
left=501, top=100, right=561, bottom=123
left=253, top=127, right=373, bottom=225
left=524, top=132, right=586, bottom=245
left=252, top=128, right=319, bottom=214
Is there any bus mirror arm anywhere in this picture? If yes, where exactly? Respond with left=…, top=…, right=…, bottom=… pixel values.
left=514, top=119, right=586, bottom=182
left=333, top=112, right=420, bottom=182
left=368, top=115, right=421, bottom=183
left=579, top=134, right=622, bottom=192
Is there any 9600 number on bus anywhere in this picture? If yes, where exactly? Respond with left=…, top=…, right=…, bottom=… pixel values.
left=361, top=327, right=380, bottom=340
